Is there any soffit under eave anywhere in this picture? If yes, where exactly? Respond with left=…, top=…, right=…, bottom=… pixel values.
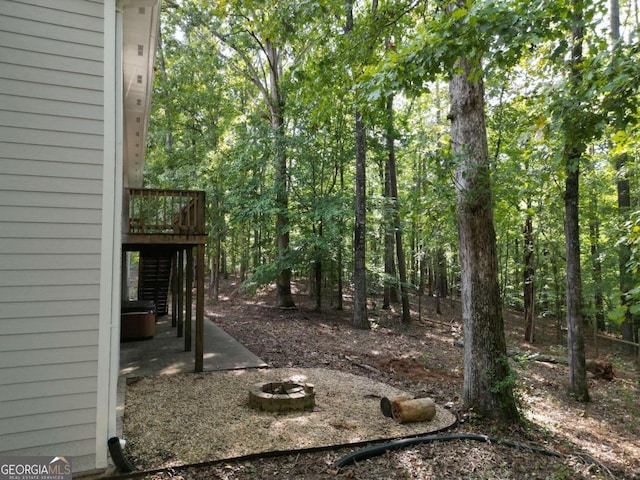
left=121, top=0, right=161, bottom=189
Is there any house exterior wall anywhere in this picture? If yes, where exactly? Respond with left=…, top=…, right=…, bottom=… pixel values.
left=0, top=0, right=115, bottom=473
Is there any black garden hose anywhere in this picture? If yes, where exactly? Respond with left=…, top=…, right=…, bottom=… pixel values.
left=334, top=433, right=563, bottom=468
left=108, top=436, right=137, bottom=473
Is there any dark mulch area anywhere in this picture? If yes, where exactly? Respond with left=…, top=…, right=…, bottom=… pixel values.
left=146, top=279, right=639, bottom=480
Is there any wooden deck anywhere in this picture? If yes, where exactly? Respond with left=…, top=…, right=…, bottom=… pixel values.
left=123, top=188, right=206, bottom=246
left=121, top=188, right=207, bottom=371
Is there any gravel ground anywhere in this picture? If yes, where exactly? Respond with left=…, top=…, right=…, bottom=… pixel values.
left=123, top=368, right=456, bottom=469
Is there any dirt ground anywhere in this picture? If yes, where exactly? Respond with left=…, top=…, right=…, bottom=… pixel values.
left=146, top=278, right=639, bottom=480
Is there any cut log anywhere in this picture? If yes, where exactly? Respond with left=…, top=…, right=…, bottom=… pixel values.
left=391, top=397, right=436, bottom=424
left=380, top=395, right=412, bottom=418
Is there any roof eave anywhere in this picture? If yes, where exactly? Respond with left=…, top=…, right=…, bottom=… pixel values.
left=121, top=0, right=161, bottom=188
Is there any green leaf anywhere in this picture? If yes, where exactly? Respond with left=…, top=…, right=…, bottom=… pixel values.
left=451, top=7, right=468, bottom=21
left=611, top=129, right=627, bottom=144
left=607, top=305, right=627, bottom=324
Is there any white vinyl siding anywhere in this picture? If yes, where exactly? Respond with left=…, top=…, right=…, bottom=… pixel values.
left=0, top=270, right=100, bottom=287
left=0, top=0, right=105, bottom=472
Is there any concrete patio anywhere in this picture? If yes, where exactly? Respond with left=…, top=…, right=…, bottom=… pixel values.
left=119, top=314, right=268, bottom=377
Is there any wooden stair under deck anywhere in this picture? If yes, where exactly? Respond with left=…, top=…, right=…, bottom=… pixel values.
left=138, top=252, right=173, bottom=316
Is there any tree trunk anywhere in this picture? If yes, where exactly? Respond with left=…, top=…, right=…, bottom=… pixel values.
left=564, top=0, right=590, bottom=402
left=239, top=227, right=250, bottom=282
left=346, top=0, right=368, bottom=329
left=210, top=192, right=222, bottom=302
left=386, top=95, right=411, bottom=323
left=266, top=40, right=295, bottom=309
left=383, top=154, right=397, bottom=309
left=314, top=222, right=323, bottom=311
left=524, top=210, right=535, bottom=342
left=449, top=56, right=519, bottom=423
left=617, top=154, right=634, bottom=344
left=436, top=247, right=448, bottom=299
left=611, top=0, right=635, bottom=348
left=336, top=160, right=345, bottom=311
left=213, top=229, right=221, bottom=301
left=500, top=230, right=510, bottom=300
left=610, top=0, right=621, bottom=43
left=314, top=258, right=322, bottom=310
left=589, top=203, right=605, bottom=331
left=353, top=108, right=368, bottom=328
left=436, top=250, right=446, bottom=316
left=252, top=221, right=260, bottom=277
left=552, top=246, right=564, bottom=343
left=336, top=246, right=344, bottom=311
left=564, top=158, right=589, bottom=401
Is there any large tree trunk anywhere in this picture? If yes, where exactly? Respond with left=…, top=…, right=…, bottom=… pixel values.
left=266, top=40, right=295, bottom=309
left=563, top=0, right=589, bottom=401
left=346, top=0, right=368, bottom=329
left=564, top=156, right=589, bottom=401
left=449, top=57, right=519, bottom=422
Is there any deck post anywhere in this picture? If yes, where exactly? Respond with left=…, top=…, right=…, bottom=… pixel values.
left=185, top=246, right=193, bottom=351
left=177, top=249, right=184, bottom=337
left=195, top=243, right=205, bottom=372
left=171, top=251, right=178, bottom=327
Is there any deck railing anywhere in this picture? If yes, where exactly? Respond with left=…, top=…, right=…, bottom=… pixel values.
left=127, top=188, right=205, bottom=236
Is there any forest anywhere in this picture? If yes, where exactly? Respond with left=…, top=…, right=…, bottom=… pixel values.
left=141, top=0, right=640, bottom=435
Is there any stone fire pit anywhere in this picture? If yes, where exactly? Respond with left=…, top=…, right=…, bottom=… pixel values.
left=248, top=381, right=315, bottom=412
